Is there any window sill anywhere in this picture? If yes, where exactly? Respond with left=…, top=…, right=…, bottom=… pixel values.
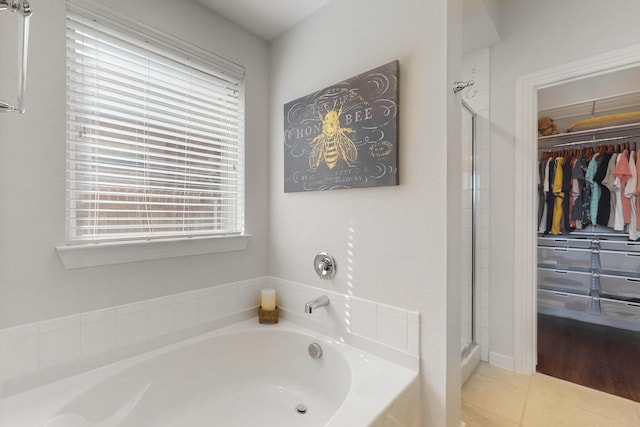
left=56, top=234, right=251, bottom=269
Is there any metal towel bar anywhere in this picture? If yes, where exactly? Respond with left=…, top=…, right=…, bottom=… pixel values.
left=0, top=0, right=32, bottom=114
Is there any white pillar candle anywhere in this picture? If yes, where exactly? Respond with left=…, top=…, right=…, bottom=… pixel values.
left=261, top=288, right=276, bottom=311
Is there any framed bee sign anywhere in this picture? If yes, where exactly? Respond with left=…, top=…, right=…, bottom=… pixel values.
left=283, top=60, right=399, bottom=192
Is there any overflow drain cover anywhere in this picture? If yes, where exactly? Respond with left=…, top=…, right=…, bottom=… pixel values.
left=296, top=403, right=308, bottom=414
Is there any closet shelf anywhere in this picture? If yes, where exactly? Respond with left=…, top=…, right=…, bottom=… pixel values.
left=538, top=121, right=640, bottom=151
left=539, top=90, right=640, bottom=130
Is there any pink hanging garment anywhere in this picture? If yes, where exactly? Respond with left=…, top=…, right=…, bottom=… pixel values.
left=614, top=149, right=632, bottom=224
left=637, top=150, right=640, bottom=231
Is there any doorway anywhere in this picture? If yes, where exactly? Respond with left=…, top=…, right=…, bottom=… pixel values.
left=513, top=43, right=640, bottom=376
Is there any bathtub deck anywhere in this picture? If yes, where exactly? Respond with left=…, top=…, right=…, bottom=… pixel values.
left=0, top=318, right=419, bottom=427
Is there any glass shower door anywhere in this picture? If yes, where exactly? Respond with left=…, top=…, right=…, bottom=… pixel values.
left=461, top=102, right=476, bottom=358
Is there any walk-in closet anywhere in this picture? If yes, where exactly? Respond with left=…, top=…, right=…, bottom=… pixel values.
left=536, top=84, right=640, bottom=402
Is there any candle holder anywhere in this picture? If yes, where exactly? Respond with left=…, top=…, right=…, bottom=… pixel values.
left=258, top=306, right=279, bottom=324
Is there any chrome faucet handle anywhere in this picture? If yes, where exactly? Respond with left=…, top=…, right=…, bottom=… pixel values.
left=314, top=252, right=336, bottom=279
left=318, top=258, right=332, bottom=271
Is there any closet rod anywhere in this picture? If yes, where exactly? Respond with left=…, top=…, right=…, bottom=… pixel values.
left=538, top=134, right=639, bottom=151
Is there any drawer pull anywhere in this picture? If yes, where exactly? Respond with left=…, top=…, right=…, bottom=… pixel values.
left=625, top=278, right=640, bottom=283
left=553, top=248, right=569, bottom=253
left=626, top=253, right=640, bottom=258
left=553, top=270, right=568, bottom=275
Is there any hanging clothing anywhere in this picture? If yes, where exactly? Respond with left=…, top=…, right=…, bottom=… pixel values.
left=551, top=157, right=564, bottom=235
left=538, top=159, right=546, bottom=227
left=579, top=156, right=592, bottom=227
left=626, top=151, right=639, bottom=240
left=595, top=152, right=613, bottom=226
left=637, top=152, right=640, bottom=232
left=544, top=158, right=557, bottom=234
left=572, top=155, right=588, bottom=229
left=562, top=155, right=573, bottom=232
left=538, top=158, right=551, bottom=233
left=585, top=155, right=600, bottom=227
left=614, top=149, right=633, bottom=225
left=612, top=153, right=626, bottom=231
left=569, top=157, right=579, bottom=229
left=602, top=153, right=618, bottom=229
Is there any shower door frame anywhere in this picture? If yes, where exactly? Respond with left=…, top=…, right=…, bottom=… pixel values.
left=461, top=101, right=481, bottom=384
left=461, top=100, right=477, bottom=359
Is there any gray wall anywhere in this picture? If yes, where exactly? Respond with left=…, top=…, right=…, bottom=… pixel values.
left=268, top=0, right=463, bottom=425
left=0, top=1, right=468, bottom=425
left=0, top=0, right=270, bottom=327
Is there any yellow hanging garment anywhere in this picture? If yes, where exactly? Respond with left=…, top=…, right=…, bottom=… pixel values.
left=551, top=157, right=564, bottom=235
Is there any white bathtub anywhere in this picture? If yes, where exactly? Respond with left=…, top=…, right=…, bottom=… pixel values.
left=0, top=319, right=419, bottom=426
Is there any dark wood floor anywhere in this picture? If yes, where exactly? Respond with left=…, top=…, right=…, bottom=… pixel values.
left=537, top=314, right=640, bottom=402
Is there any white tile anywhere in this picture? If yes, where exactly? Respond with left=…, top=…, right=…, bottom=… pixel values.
left=0, top=323, right=38, bottom=342
left=117, top=300, right=148, bottom=316
left=38, top=314, right=81, bottom=334
left=480, top=328, right=490, bottom=361
left=408, top=310, right=419, bottom=324
left=236, top=277, right=263, bottom=289
left=0, top=335, right=38, bottom=380
left=81, top=317, right=117, bottom=356
left=117, top=311, right=147, bottom=347
left=478, top=229, right=490, bottom=250
left=197, top=293, right=219, bottom=323
left=307, top=302, right=330, bottom=325
left=478, top=268, right=490, bottom=294
left=481, top=307, right=490, bottom=329
left=476, top=189, right=490, bottom=210
left=328, top=300, right=350, bottom=332
left=350, top=297, right=376, bottom=312
left=174, top=289, right=199, bottom=303
left=377, top=303, right=408, bottom=321
left=174, top=298, right=198, bottom=330
left=81, top=307, right=117, bottom=324
left=39, top=326, right=82, bottom=370
left=407, top=321, right=420, bottom=356
left=350, top=304, right=377, bottom=339
left=197, top=286, right=219, bottom=299
left=148, top=304, right=174, bottom=337
left=377, top=313, right=408, bottom=351
left=224, top=287, right=258, bottom=315
left=280, top=288, right=311, bottom=316
left=327, top=290, right=349, bottom=305
left=147, top=295, right=174, bottom=309
left=212, top=282, right=232, bottom=294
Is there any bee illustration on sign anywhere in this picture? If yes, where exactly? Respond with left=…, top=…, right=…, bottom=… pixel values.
left=309, top=106, right=357, bottom=170
left=283, top=60, right=399, bottom=192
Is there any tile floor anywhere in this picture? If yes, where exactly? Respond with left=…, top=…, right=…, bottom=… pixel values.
left=462, top=362, right=640, bottom=426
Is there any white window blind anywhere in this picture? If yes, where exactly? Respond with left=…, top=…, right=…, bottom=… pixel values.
left=65, top=6, right=245, bottom=243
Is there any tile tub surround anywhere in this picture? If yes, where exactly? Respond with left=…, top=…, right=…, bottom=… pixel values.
left=270, top=277, right=420, bottom=363
left=0, top=276, right=420, bottom=396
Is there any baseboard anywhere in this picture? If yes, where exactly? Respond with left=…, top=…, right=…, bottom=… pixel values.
left=489, top=351, right=514, bottom=371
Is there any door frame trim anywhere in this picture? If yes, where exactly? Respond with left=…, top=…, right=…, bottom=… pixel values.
left=513, top=44, right=640, bottom=374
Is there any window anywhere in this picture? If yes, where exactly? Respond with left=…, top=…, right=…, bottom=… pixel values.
left=65, top=4, right=245, bottom=244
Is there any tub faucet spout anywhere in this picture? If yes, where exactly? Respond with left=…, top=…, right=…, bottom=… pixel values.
left=305, top=295, right=329, bottom=314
